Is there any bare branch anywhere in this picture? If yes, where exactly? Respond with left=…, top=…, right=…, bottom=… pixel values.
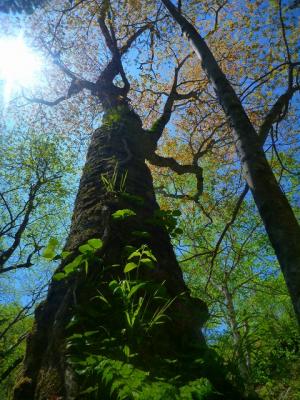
left=279, top=0, right=292, bottom=86
left=0, top=182, right=42, bottom=268
left=0, top=283, right=48, bottom=341
left=0, top=357, right=23, bottom=383
left=119, top=23, right=152, bottom=56
left=271, top=126, right=300, bottom=176
left=0, top=245, right=41, bottom=274
left=258, top=85, right=300, bottom=144
left=22, top=93, right=67, bottom=106
left=206, top=1, right=228, bottom=37
left=0, top=192, right=14, bottom=229
left=52, top=0, right=88, bottom=46
left=149, top=54, right=199, bottom=144
left=97, top=0, right=115, bottom=53
left=205, top=184, right=249, bottom=287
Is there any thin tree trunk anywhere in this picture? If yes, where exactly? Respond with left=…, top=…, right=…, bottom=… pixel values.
left=221, top=285, right=253, bottom=395
left=162, top=0, right=300, bottom=325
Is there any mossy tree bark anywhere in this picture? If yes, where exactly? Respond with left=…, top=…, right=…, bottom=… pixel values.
left=13, top=6, right=248, bottom=399
left=13, top=102, right=209, bottom=399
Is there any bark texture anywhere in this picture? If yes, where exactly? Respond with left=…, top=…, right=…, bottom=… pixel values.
left=162, top=0, right=300, bottom=325
left=13, top=104, right=212, bottom=400
left=13, top=9, right=251, bottom=398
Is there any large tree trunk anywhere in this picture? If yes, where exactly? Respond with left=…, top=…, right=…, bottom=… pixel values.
left=162, top=0, right=300, bottom=325
left=13, top=103, right=243, bottom=399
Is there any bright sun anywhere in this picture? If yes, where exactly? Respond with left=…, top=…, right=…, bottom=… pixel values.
left=0, top=36, right=42, bottom=102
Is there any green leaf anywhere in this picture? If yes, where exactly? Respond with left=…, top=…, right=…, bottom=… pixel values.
left=63, top=255, right=83, bottom=275
left=79, top=244, right=93, bottom=253
left=95, top=294, right=110, bottom=305
left=123, top=344, right=131, bottom=358
left=68, top=333, right=84, bottom=340
left=108, top=280, right=119, bottom=289
left=53, top=272, right=66, bottom=281
left=125, top=311, right=133, bottom=327
left=80, top=387, right=98, bottom=395
left=48, top=237, right=59, bottom=247
left=112, top=209, right=136, bottom=220
left=143, top=250, right=157, bottom=262
left=127, top=250, right=142, bottom=260
left=128, top=282, right=147, bottom=298
left=87, top=238, right=103, bottom=249
left=124, top=262, right=138, bottom=273
left=140, top=258, right=155, bottom=269
left=83, top=330, right=99, bottom=337
left=84, top=259, right=89, bottom=275
left=62, top=251, right=72, bottom=259
left=43, top=237, right=59, bottom=260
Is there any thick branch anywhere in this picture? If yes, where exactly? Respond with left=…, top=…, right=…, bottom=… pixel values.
left=23, top=76, right=95, bottom=107
left=147, top=152, right=200, bottom=175
left=120, top=24, right=152, bottom=56
left=23, top=94, right=67, bottom=106
left=147, top=152, right=203, bottom=199
left=94, top=0, right=152, bottom=98
left=259, top=85, right=299, bottom=144
left=97, top=0, right=115, bottom=53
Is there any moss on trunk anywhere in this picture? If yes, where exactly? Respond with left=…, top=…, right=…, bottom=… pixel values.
left=13, top=104, right=244, bottom=400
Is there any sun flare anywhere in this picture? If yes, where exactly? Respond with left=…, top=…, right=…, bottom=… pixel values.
left=0, top=35, right=42, bottom=102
